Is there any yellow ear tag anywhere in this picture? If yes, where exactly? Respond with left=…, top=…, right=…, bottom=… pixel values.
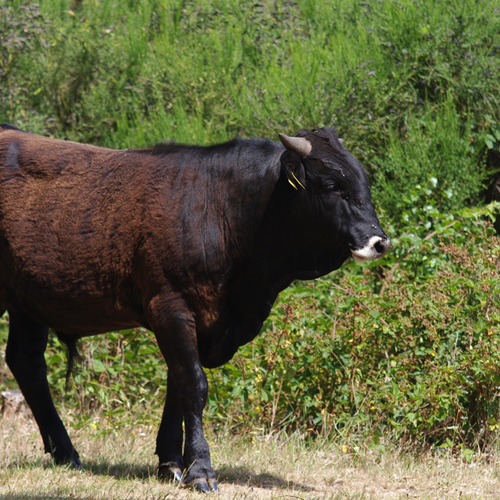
left=291, top=171, right=305, bottom=189
left=288, top=178, right=299, bottom=190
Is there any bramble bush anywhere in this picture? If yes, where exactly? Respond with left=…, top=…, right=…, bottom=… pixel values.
left=206, top=197, right=500, bottom=449
left=2, top=194, right=497, bottom=449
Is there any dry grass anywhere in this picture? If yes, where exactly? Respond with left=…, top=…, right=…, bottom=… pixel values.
left=1, top=411, right=500, bottom=499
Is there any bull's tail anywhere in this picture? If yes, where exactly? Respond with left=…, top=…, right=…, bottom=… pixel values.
left=56, top=332, right=80, bottom=393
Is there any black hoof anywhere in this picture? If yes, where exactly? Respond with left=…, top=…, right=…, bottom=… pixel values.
left=54, top=454, right=82, bottom=468
left=71, top=458, right=83, bottom=469
left=189, top=478, right=211, bottom=493
left=158, top=461, right=183, bottom=483
left=187, top=477, right=218, bottom=493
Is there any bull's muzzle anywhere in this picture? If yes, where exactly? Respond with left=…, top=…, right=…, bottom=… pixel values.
left=351, top=236, right=391, bottom=263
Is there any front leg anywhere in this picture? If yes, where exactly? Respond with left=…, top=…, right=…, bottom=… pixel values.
left=148, top=295, right=218, bottom=493
left=157, top=373, right=184, bottom=482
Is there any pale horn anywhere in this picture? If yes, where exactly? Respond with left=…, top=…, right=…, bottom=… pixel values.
left=279, top=133, right=312, bottom=157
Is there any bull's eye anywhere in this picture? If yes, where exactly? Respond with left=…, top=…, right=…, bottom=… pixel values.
left=325, top=182, right=340, bottom=193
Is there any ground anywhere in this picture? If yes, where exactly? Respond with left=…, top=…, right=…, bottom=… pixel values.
left=1, top=408, right=500, bottom=499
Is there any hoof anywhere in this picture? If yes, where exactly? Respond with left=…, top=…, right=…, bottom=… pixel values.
left=54, top=455, right=82, bottom=468
left=158, top=461, right=183, bottom=483
left=187, top=477, right=218, bottom=493
left=208, top=478, right=218, bottom=492
left=189, top=478, right=210, bottom=493
left=71, top=458, right=83, bottom=469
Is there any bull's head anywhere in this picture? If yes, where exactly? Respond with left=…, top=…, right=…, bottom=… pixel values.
left=279, top=127, right=390, bottom=268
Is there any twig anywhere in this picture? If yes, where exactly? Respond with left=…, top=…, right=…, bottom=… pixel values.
left=329, top=282, right=390, bottom=327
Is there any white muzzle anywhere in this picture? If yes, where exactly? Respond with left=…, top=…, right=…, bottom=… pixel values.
left=351, top=236, right=391, bottom=263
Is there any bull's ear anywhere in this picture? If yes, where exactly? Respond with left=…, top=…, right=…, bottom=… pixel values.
left=279, top=133, right=310, bottom=190
left=279, top=133, right=312, bottom=157
left=279, top=146, right=307, bottom=191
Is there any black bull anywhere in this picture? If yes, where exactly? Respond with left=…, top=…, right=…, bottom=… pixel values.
left=0, top=124, right=389, bottom=492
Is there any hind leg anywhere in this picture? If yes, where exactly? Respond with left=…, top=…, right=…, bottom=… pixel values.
left=5, top=305, right=81, bottom=466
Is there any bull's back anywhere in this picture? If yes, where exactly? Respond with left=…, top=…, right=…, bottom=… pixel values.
left=0, top=128, right=153, bottom=332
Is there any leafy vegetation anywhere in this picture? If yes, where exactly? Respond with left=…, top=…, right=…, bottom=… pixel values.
left=1, top=0, right=500, bottom=454
left=207, top=201, right=500, bottom=448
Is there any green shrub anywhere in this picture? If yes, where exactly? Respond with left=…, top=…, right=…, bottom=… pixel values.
left=2, top=0, right=499, bottom=175
left=206, top=201, right=500, bottom=448
left=372, top=99, right=487, bottom=216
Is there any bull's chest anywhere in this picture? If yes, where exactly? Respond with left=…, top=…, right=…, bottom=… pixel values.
left=190, top=291, right=273, bottom=369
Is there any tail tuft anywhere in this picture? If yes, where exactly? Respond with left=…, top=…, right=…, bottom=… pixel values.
left=56, top=332, right=80, bottom=393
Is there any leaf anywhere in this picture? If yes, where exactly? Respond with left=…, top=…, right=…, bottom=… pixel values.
left=93, top=359, right=106, bottom=373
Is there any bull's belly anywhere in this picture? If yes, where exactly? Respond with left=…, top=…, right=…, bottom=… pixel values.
left=18, top=291, right=145, bottom=336
left=1, top=266, right=146, bottom=336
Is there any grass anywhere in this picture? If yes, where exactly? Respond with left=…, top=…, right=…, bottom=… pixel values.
left=2, top=411, right=500, bottom=499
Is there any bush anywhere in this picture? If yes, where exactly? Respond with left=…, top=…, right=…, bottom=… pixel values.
left=2, top=0, right=498, bottom=217
left=0, top=201, right=499, bottom=449
left=206, top=201, right=500, bottom=448
left=372, top=99, right=487, bottom=216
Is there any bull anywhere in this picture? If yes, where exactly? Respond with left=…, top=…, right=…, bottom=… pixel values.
left=0, top=123, right=389, bottom=492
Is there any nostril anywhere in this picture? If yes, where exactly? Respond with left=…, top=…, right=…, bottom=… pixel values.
left=351, top=236, right=391, bottom=262
left=374, top=238, right=390, bottom=255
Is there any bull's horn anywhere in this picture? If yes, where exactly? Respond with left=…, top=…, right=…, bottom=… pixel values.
left=279, top=134, right=312, bottom=157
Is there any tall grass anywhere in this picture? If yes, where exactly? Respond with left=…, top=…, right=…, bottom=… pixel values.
left=2, top=0, right=500, bottom=169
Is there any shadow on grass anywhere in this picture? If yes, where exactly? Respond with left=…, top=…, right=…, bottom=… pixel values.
left=83, top=461, right=315, bottom=492
left=4, top=459, right=316, bottom=493
left=1, top=497, right=76, bottom=500
left=4, top=459, right=156, bottom=480
left=216, top=465, right=315, bottom=491
left=82, top=460, right=157, bottom=480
